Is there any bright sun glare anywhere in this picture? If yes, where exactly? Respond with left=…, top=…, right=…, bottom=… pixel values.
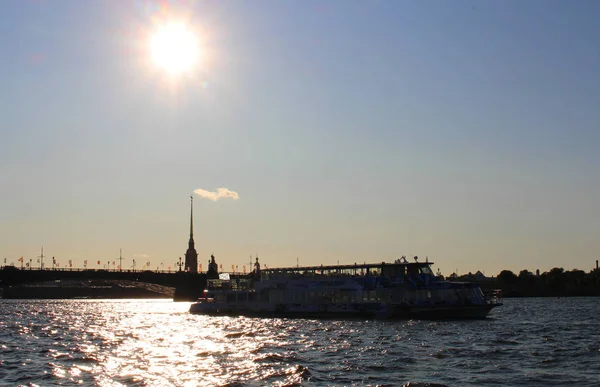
left=150, top=22, right=199, bottom=75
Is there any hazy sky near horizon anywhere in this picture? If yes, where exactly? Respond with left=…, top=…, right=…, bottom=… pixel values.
left=2, top=0, right=599, bottom=275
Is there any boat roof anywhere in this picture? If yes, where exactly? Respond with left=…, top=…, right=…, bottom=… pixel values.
left=263, top=260, right=433, bottom=274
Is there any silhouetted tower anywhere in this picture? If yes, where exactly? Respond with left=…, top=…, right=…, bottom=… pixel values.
left=184, top=196, right=198, bottom=273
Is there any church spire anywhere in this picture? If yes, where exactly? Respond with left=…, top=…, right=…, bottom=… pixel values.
left=184, top=195, right=198, bottom=273
left=190, top=195, right=194, bottom=240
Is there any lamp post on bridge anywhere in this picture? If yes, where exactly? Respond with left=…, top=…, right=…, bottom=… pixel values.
left=38, top=246, right=44, bottom=270
left=177, top=257, right=183, bottom=272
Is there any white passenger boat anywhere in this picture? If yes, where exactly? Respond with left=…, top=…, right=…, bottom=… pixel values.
left=189, top=258, right=502, bottom=319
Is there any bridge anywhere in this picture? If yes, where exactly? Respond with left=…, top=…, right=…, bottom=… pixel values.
left=0, top=267, right=208, bottom=301
left=1, top=197, right=234, bottom=301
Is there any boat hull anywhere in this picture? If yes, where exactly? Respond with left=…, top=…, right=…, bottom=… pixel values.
left=189, top=301, right=501, bottom=320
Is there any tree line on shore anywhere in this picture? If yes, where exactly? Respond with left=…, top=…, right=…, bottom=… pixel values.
left=450, top=267, right=600, bottom=297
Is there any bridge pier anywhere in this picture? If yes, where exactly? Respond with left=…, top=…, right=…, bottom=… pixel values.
left=173, top=273, right=206, bottom=301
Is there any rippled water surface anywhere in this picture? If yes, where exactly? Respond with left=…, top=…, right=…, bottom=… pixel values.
left=1, top=298, right=600, bottom=386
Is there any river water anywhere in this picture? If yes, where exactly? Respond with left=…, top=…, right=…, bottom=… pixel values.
left=1, top=297, right=599, bottom=386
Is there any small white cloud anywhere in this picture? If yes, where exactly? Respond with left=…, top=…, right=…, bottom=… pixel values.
left=194, top=187, right=239, bottom=201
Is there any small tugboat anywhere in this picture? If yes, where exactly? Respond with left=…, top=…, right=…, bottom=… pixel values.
left=189, top=257, right=502, bottom=319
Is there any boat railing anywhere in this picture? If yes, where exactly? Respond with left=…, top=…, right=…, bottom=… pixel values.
left=484, top=289, right=503, bottom=305
left=207, top=278, right=255, bottom=291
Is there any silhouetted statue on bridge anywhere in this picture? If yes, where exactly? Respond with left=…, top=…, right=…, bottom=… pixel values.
left=253, top=256, right=261, bottom=279
left=207, top=254, right=219, bottom=279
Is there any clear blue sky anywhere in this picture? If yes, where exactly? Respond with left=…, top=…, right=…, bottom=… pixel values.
left=2, top=0, right=599, bottom=275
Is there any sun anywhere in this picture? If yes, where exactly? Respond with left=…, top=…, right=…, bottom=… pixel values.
left=150, top=22, right=200, bottom=75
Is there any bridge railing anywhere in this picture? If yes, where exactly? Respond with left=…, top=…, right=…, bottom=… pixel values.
left=1, top=266, right=245, bottom=276
left=1, top=266, right=182, bottom=274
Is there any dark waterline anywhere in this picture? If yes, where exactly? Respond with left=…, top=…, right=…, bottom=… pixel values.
left=1, top=298, right=599, bottom=386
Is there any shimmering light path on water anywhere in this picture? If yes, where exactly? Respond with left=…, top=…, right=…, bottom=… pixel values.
left=1, top=298, right=600, bottom=386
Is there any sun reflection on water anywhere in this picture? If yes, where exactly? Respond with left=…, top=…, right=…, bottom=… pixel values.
left=29, top=300, right=306, bottom=386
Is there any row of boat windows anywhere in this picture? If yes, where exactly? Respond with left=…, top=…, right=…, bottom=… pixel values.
left=207, top=288, right=485, bottom=305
